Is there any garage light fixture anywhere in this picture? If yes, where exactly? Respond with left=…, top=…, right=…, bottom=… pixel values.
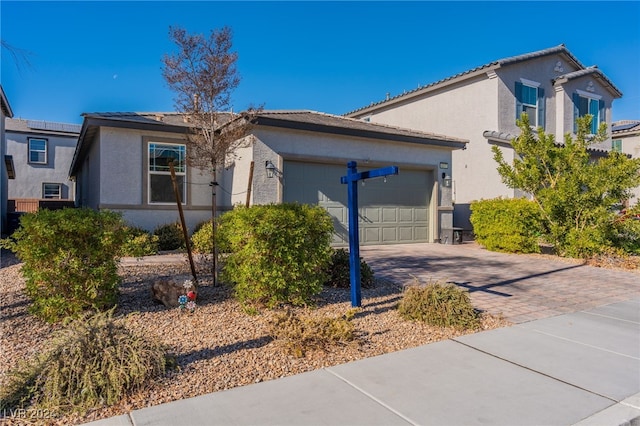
left=265, top=160, right=280, bottom=178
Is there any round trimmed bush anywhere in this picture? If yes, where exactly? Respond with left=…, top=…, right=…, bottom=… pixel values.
left=326, top=248, right=375, bottom=289
left=217, top=203, right=334, bottom=307
left=153, top=222, right=185, bottom=251
left=1, top=208, right=127, bottom=323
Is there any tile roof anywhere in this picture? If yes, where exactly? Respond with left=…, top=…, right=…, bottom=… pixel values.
left=6, top=118, right=81, bottom=135
left=483, top=129, right=612, bottom=157
left=344, top=44, right=620, bottom=116
left=552, top=66, right=622, bottom=97
left=253, top=110, right=468, bottom=148
left=70, top=110, right=467, bottom=177
left=612, top=120, right=640, bottom=134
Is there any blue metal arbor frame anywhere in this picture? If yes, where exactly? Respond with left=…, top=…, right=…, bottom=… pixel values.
left=341, top=161, right=399, bottom=307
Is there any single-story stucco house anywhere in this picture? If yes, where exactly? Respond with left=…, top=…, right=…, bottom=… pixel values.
left=69, top=110, right=467, bottom=245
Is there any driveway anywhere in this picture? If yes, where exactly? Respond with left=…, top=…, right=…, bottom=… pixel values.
left=360, top=242, right=640, bottom=323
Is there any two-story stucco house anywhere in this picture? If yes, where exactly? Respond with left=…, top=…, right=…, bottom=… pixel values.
left=612, top=120, right=640, bottom=204
left=69, top=110, right=467, bottom=245
left=345, top=44, right=623, bottom=232
left=1, top=85, right=14, bottom=236
left=5, top=118, right=80, bottom=214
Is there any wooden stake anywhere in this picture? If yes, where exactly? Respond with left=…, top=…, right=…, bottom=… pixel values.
left=169, top=160, right=198, bottom=285
left=246, top=161, right=254, bottom=207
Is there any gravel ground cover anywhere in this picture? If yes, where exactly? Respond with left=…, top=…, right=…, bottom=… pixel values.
left=1, top=255, right=509, bottom=426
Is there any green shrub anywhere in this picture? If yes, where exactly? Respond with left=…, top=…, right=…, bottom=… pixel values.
left=397, top=281, right=481, bottom=330
left=217, top=203, right=334, bottom=307
left=609, top=204, right=640, bottom=255
left=0, top=311, right=168, bottom=415
left=120, top=226, right=159, bottom=257
left=470, top=197, right=544, bottom=253
left=191, top=220, right=213, bottom=254
left=153, top=222, right=185, bottom=251
left=269, top=309, right=355, bottom=357
left=326, top=248, right=375, bottom=289
left=0, top=208, right=126, bottom=323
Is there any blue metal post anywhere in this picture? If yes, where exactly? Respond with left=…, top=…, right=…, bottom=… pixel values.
left=346, top=161, right=361, bottom=307
left=341, top=161, right=399, bottom=307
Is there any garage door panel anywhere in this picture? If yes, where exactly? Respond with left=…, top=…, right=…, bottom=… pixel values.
left=399, top=227, right=414, bottom=241
left=283, top=161, right=431, bottom=245
left=399, top=208, right=413, bottom=222
left=382, top=208, right=397, bottom=223
left=382, top=227, right=398, bottom=242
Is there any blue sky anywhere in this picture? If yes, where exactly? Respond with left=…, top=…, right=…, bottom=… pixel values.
left=1, top=1, right=639, bottom=125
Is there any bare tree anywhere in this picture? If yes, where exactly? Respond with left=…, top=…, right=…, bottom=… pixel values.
left=1, top=40, right=33, bottom=73
left=162, top=26, right=259, bottom=284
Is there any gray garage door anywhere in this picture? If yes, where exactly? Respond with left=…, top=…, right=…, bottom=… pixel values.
left=283, top=161, right=432, bottom=245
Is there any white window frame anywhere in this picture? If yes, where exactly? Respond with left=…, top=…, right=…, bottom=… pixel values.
left=575, top=89, right=603, bottom=134
left=28, top=138, right=48, bottom=164
left=516, top=78, right=542, bottom=128
left=42, top=183, right=62, bottom=199
left=148, top=142, right=187, bottom=205
left=612, top=139, right=623, bottom=153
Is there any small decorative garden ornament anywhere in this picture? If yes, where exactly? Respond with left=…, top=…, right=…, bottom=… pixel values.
left=178, top=280, right=197, bottom=313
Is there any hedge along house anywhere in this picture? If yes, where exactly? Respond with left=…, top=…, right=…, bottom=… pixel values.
left=69, top=110, right=467, bottom=244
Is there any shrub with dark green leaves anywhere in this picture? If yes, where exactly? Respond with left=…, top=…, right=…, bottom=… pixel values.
left=120, top=226, right=159, bottom=257
left=217, top=203, right=334, bottom=307
left=191, top=220, right=213, bottom=254
left=326, top=248, right=375, bottom=289
left=153, top=221, right=185, bottom=251
left=470, top=197, right=544, bottom=253
left=0, top=208, right=126, bottom=323
left=397, top=281, right=480, bottom=330
left=0, top=311, right=169, bottom=415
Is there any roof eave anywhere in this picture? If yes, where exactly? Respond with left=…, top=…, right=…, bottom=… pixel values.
left=254, top=116, right=468, bottom=150
left=0, top=85, right=14, bottom=118
left=69, top=115, right=191, bottom=177
left=346, top=65, right=500, bottom=117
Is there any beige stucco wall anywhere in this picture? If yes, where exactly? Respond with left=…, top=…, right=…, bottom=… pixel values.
left=250, top=126, right=454, bottom=204
left=617, top=131, right=640, bottom=205
left=248, top=125, right=456, bottom=242
left=359, top=74, right=512, bottom=225
left=350, top=53, right=619, bottom=230
left=92, top=126, right=212, bottom=233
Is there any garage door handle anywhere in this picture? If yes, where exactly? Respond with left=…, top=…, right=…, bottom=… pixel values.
left=360, top=215, right=373, bottom=223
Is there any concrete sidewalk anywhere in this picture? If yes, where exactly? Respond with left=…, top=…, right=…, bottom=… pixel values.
left=84, top=297, right=640, bottom=426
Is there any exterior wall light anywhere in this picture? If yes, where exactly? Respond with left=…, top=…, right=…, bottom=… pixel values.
left=443, top=177, right=452, bottom=188
left=265, top=160, right=278, bottom=178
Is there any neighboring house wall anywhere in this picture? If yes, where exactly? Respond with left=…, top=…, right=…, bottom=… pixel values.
left=1, top=85, right=14, bottom=235
left=5, top=119, right=79, bottom=205
left=346, top=45, right=622, bottom=230
left=612, top=120, right=640, bottom=205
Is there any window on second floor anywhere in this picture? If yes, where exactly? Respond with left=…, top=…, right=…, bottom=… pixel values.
left=573, top=91, right=605, bottom=134
left=515, top=79, right=545, bottom=129
left=28, top=138, right=48, bottom=164
left=43, top=183, right=62, bottom=199
left=612, top=139, right=623, bottom=153
left=148, top=142, right=186, bottom=204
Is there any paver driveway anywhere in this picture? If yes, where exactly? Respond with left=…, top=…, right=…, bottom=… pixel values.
left=360, top=242, right=640, bottom=323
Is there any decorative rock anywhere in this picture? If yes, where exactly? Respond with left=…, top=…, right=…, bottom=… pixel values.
left=151, top=279, right=197, bottom=308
